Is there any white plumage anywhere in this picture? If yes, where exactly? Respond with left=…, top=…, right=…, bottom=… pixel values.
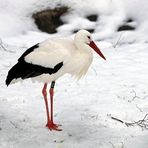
left=23, top=30, right=93, bottom=83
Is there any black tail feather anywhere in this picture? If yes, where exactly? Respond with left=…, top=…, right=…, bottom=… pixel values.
left=6, top=62, right=21, bottom=86
left=6, top=60, right=63, bottom=86
left=5, top=61, right=42, bottom=86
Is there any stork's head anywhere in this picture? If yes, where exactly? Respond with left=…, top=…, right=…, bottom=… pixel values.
left=75, top=30, right=106, bottom=60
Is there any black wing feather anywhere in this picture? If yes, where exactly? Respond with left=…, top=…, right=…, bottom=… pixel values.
left=6, top=60, right=63, bottom=86
left=18, top=43, right=39, bottom=61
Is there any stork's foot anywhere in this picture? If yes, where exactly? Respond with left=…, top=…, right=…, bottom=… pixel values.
left=46, top=122, right=62, bottom=131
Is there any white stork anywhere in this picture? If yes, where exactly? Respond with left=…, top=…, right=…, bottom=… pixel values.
left=6, top=30, right=106, bottom=131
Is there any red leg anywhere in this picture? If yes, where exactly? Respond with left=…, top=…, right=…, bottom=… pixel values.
left=46, top=81, right=62, bottom=131
left=50, top=87, right=54, bottom=123
left=42, top=83, right=50, bottom=125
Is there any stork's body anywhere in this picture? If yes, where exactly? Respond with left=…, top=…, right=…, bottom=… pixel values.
left=25, top=37, right=93, bottom=82
left=6, top=30, right=106, bottom=131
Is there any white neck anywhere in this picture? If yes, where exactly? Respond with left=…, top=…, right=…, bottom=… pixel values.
left=68, top=35, right=93, bottom=79
left=74, top=35, right=93, bottom=55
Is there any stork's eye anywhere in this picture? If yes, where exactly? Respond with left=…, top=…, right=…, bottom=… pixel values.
left=87, top=36, right=91, bottom=39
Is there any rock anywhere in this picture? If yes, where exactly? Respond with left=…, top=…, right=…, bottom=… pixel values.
left=86, top=14, right=98, bottom=22
left=117, top=25, right=135, bottom=31
left=32, top=6, right=69, bottom=33
left=73, top=29, right=94, bottom=34
left=86, top=29, right=95, bottom=33
left=117, top=18, right=136, bottom=31
left=126, top=18, right=134, bottom=23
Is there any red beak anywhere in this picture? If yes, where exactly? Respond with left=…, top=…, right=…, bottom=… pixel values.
left=89, top=41, right=106, bottom=60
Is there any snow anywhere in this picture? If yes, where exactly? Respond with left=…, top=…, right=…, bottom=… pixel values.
left=0, top=0, right=148, bottom=148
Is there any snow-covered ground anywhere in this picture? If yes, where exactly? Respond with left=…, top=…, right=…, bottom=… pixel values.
left=0, top=0, right=148, bottom=148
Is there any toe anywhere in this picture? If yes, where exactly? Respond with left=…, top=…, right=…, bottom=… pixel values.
left=46, top=123, right=62, bottom=131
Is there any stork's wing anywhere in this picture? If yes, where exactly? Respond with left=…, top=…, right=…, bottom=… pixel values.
left=6, top=49, right=67, bottom=86
left=24, top=48, right=70, bottom=68
left=6, top=38, right=75, bottom=85
left=6, top=59, right=63, bottom=86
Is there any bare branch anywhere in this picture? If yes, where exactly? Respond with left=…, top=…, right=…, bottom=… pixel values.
left=143, top=95, right=148, bottom=100
left=109, top=142, right=125, bottom=148
left=113, top=33, right=124, bottom=48
left=110, top=114, right=148, bottom=130
left=109, top=142, right=115, bottom=148
left=0, top=38, right=7, bottom=51
left=111, top=116, right=124, bottom=124
left=136, top=105, right=143, bottom=112
left=128, top=90, right=140, bottom=103
left=91, top=66, right=98, bottom=76
left=0, top=38, right=15, bottom=53
left=10, top=121, right=18, bottom=128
